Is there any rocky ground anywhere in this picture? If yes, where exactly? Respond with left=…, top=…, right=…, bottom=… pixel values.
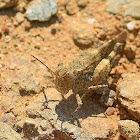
left=0, top=0, right=140, bottom=140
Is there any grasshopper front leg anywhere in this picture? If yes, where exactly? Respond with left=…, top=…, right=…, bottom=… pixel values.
left=72, top=93, right=83, bottom=116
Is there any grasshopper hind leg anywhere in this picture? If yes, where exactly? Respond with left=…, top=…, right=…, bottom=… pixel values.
left=89, top=43, right=124, bottom=105
left=88, top=84, right=109, bottom=104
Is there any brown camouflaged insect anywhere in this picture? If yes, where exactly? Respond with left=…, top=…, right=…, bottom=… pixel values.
left=31, top=30, right=127, bottom=115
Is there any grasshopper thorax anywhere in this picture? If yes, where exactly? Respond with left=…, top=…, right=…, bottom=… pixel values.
left=54, top=67, right=74, bottom=95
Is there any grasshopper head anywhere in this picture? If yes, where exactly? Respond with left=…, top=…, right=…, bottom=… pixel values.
left=54, top=67, right=74, bottom=95
left=31, top=55, right=74, bottom=95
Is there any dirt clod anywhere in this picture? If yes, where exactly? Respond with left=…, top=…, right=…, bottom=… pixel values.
left=124, top=45, right=136, bottom=60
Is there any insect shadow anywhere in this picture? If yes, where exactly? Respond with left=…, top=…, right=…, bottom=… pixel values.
left=55, top=90, right=106, bottom=127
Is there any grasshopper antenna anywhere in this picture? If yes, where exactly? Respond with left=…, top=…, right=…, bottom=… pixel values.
left=31, top=55, right=56, bottom=76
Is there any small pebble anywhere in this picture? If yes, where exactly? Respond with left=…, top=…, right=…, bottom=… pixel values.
left=0, top=54, right=4, bottom=59
left=50, top=52, right=55, bottom=56
left=15, top=12, right=24, bottom=23
left=104, top=90, right=116, bottom=107
left=126, top=21, right=135, bottom=31
left=6, top=23, right=12, bottom=27
left=16, top=44, right=21, bottom=48
left=40, top=120, right=49, bottom=131
left=3, top=27, right=9, bottom=34
left=66, top=1, right=78, bottom=15
left=24, top=20, right=31, bottom=30
left=34, top=43, right=41, bottom=49
left=58, top=42, right=62, bottom=47
left=87, top=18, right=95, bottom=24
left=124, top=45, right=136, bottom=60
left=15, top=1, right=26, bottom=13
left=51, top=26, right=56, bottom=34
left=77, top=0, right=87, bottom=7
left=0, top=64, right=2, bottom=68
left=15, top=6, right=24, bottom=13
left=58, top=16, right=63, bottom=23
left=5, top=35, right=11, bottom=43
left=99, top=30, right=106, bottom=40
left=9, top=64, right=16, bottom=70
left=105, top=107, right=115, bottom=116
left=43, top=47, right=47, bottom=51
left=13, top=20, right=19, bottom=26
left=129, top=34, right=135, bottom=42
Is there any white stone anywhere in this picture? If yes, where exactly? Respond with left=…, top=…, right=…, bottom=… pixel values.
left=87, top=18, right=95, bottom=24
left=58, top=42, right=62, bottom=46
left=126, top=21, right=135, bottom=31
left=26, top=0, right=58, bottom=21
left=5, top=35, right=11, bottom=43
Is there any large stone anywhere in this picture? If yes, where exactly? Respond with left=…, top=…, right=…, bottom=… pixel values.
left=76, top=0, right=87, bottom=7
left=0, top=0, right=18, bottom=9
left=26, top=0, right=58, bottom=21
left=66, top=0, right=78, bottom=15
left=117, top=73, right=140, bottom=120
left=0, top=122, right=22, bottom=140
left=118, top=120, right=139, bottom=140
left=106, top=0, right=140, bottom=19
left=73, top=25, right=94, bottom=48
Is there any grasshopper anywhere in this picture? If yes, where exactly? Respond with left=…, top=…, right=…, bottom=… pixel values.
left=31, top=30, right=127, bottom=115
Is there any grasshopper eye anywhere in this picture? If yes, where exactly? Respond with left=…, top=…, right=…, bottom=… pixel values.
left=62, top=71, right=71, bottom=78
left=62, top=72, right=73, bottom=80
left=66, top=72, right=71, bottom=77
